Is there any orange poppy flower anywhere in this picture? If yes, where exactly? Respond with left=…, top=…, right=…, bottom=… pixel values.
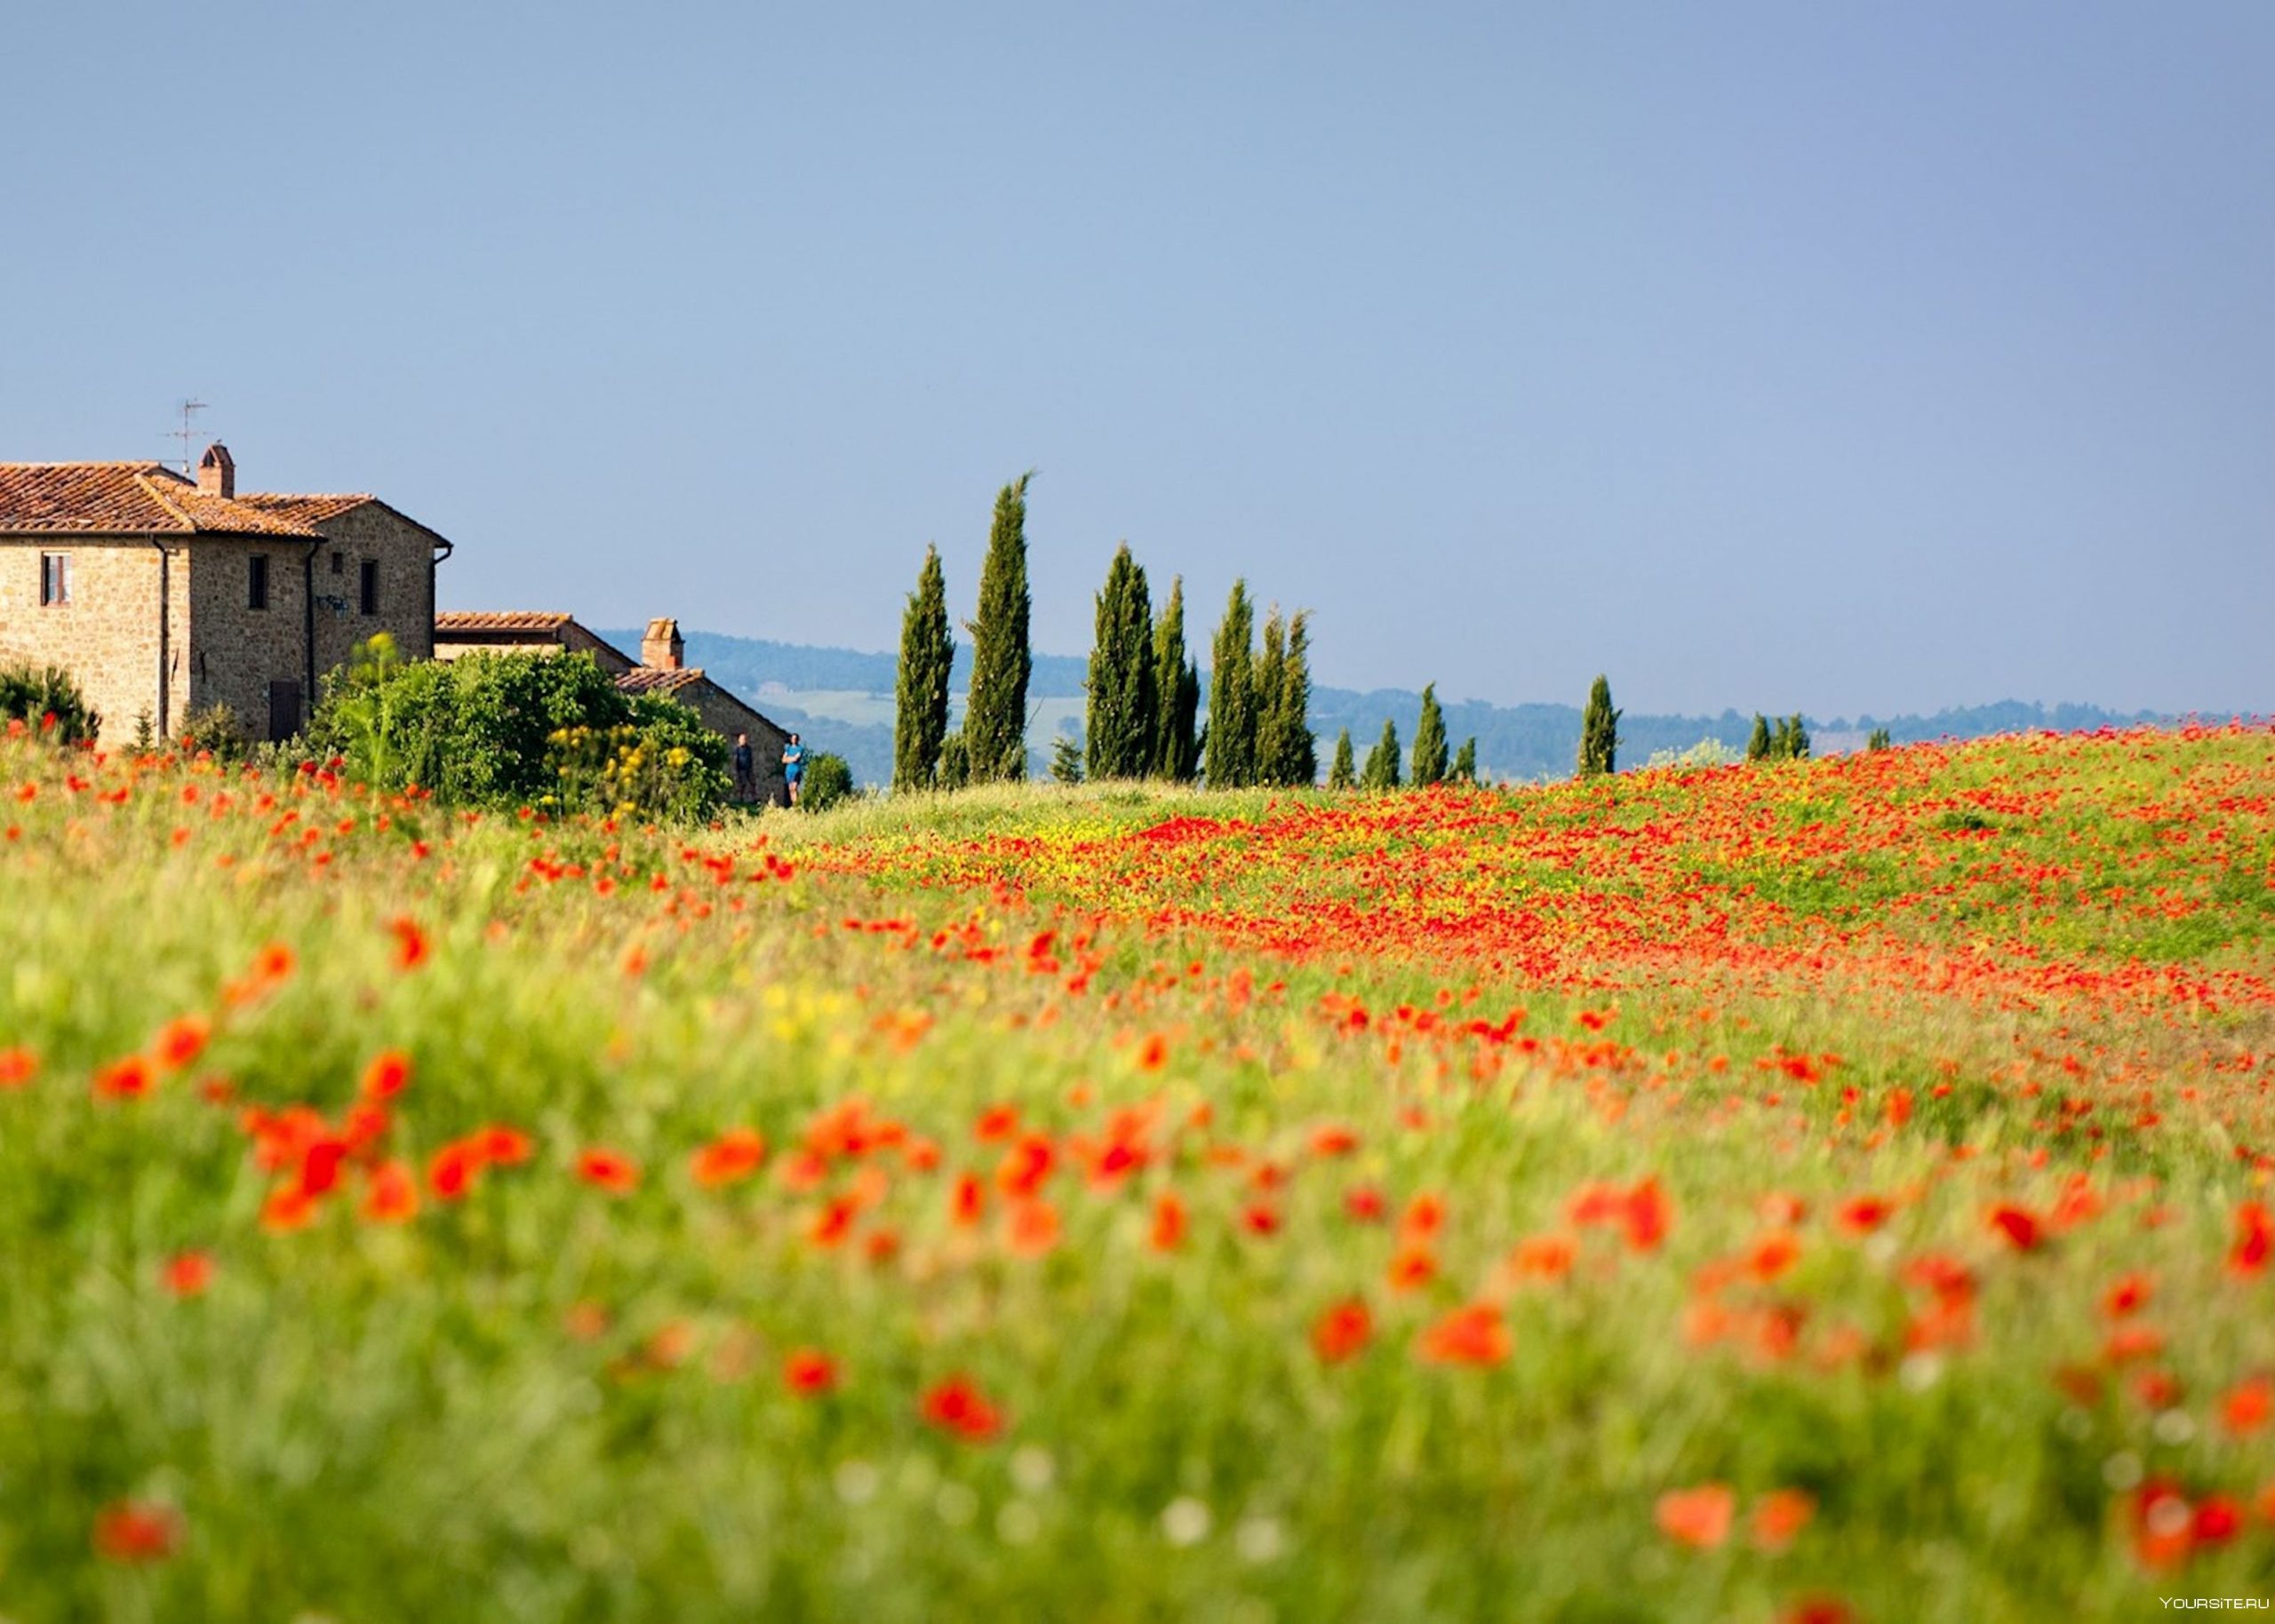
left=1655, top=1483, right=1735, bottom=1548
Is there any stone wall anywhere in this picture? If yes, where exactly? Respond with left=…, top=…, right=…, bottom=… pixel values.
left=186, top=538, right=315, bottom=740
left=0, top=537, right=172, bottom=740
left=308, top=506, right=443, bottom=687
left=678, top=677, right=789, bottom=805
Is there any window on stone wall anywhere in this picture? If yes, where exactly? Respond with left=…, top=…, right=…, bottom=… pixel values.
left=359, top=560, right=379, bottom=616
left=249, top=553, right=270, bottom=611
left=331, top=550, right=344, bottom=575
left=39, top=553, right=71, bottom=607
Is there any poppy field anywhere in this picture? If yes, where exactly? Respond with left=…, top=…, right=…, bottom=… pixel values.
left=2, top=720, right=2271, bottom=1621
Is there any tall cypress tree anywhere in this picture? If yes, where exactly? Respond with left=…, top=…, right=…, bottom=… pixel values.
left=962, top=474, right=1034, bottom=783
left=1327, top=727, right=1356, bottom=790
left=1150, top=577, right=1200, bottom=782
left=1577, top=674, right=1620, bottom=778
left=1786, top=712, right=1811, bottom=760
left=891, top=544, right=954, bottom=792
left=1203, top=579, right=1257, bottom=789
left=1450, top=736, right=1478, bottom=784
left=1410, top=681, right=1449, bottom=787
left=1361, top=719, right=1401, bottom=790
left=1746, top=713, right=1773, bottom=762
left=1085, top=544, right=1155, bottom=780
left=1266, top=610, right=1316, bottom=786
left=1254, top=609, right=1289, bottom=785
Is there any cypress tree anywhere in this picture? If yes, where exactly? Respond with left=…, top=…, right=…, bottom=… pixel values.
left=1410, top=681, right=1449, bottom=786
left=1361, top=719, right=1401, bottom=790
left=1866, top=727, right=1892, bottom=752
left=1450, top=736, right=1478, bottom=784
left=962, top=474, right=1034, bottom=784
left=1577, top=674, right=1620, bottom=778
left=1746, top=713, right=1773, bottom=762
left=1327, top=728, right=1356, bottom=790
left=1150, top=577, right=1201, bottom=782
left=891, top=545, right=954, bottom=792
left=1786, top=712, right=1811, bottom=760
left=1085, top=544, right=1155, bottom=780
left=1050, top=731, right=1085, bottom=784
left=1273, top=610, right=1316, bottom=785
left=1253, top=609, right=1289, bottom=784
left=1203, top=580, right=1257, bottom=789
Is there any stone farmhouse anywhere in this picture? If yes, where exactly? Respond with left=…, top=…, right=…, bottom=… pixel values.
left=435, top=612, right=788, bottom=805
left=0, top=443, right=445, bottom=741
left=0, top=442, right=791, bottom=803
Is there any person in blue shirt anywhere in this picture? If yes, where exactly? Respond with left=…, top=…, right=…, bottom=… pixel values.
left=781, top=733, right=808, bottom=807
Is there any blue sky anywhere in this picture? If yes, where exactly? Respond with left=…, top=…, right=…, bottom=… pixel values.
left=5, top=3, right=2270, bottom=717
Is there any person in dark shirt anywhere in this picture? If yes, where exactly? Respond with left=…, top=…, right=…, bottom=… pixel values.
left=731, top=732, right=754, bottom=801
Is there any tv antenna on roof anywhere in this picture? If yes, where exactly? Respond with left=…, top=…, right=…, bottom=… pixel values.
left=166, top=399, right=208, bottom=475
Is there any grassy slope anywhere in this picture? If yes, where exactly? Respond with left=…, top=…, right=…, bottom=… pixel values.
left=0, top=726, right=2270, bottom=1621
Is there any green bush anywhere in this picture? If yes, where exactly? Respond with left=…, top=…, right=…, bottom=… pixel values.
left=308, top=638, right=730, bottom=820
left=177, top=704, right=248, bottom=763
left=801, top=752, right=857, bottom=812
left=0, top=665, right=99, bottom=744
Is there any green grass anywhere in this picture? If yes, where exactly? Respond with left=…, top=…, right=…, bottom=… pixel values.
left=0, top=727, right=2271, bottom=1620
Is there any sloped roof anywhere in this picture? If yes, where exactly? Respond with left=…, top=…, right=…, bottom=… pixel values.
left=0, top=462, right=320, bottom=537
left=435, top=610, right=576, bottom=634
left=235, top=493, right=376, bottom=526
left=615, top=666, right=706, bottom=696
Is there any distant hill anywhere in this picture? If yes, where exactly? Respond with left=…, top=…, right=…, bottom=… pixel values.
left=604, top=629, right=2191, bottom=790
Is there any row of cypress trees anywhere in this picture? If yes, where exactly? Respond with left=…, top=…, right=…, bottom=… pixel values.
left=1200, top=579, right=1315, bottom=789
left=1083, top=546, right=1202, bottom=783
left=1322, top=683, right=1480, bottom=791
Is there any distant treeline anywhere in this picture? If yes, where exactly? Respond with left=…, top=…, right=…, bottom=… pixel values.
left=611, top=629, right=2185, bottom=790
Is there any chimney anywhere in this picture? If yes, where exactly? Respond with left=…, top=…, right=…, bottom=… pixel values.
left=196, top=442, right=235, bottom=498
left=642, top=617, right=684, bottom=671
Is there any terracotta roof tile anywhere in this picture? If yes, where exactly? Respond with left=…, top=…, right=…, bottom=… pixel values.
left=615, top=666, right=706, bottom=696
left=435, top=610, right=576, bottom=634
left=235, top=493, right=375, bottom=525
left=0, top=462, right=319, bottom=537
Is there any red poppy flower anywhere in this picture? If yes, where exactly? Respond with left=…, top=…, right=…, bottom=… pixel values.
left=359, top=1049, right=413, bottom=1103
left=2231, top=1202, right=2271, bottom=1278
left=92, top=1055, right=154, bottom=1100
left=1987, top=1204, right=2043, bottom=1251
left=1311, top=1299, right=1373, bottom=1363
left=478, top=1126, right=533, bottom=1166
left=576, top=1147, right=642, bottom=1196
left=152, top=1014, right=211, bottom=1072
left=1416, top=1302, right=1510, bottom=1366
left=1149, top=1191, right=1187, bottom=1253
left=0, top=1046, right=36, bottom=1088
left=1834, top=1196, right=1894, bottom=1235
left=920, top=1373, right=1003, bottom=1442
left=690, top=1127, right=767, bottom=1190
left=92, top=1501, right=181, bottom=1564
left=362, top=1160, right=419, bottom=1224
left=2102, top=1273, right=2153, bottom=1318
left=783, top=1349, right=838, bottom=1396
left=1344, top=1185, right=1387, bottom=1223
left=388, top=915, right=431, bottom=971
left=2222, top=1377, right=2271, bottom=1437
left=161, top=1251, right=214, bottom=1298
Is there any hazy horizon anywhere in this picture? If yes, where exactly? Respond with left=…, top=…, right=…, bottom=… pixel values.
left=6, top=4, right=2271, bottom=720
